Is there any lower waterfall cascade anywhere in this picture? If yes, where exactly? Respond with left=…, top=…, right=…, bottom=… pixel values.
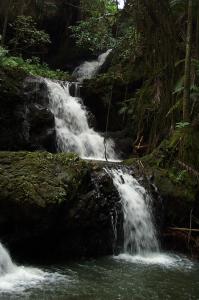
left=45, top=78, right=118, bottom=161
left=105, top=167, right=159, bottom=255
left=105, top=167, right=192, bottom=266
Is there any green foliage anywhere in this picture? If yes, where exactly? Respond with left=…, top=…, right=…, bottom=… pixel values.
left=176, top=170, right=188, bottom=183
left=80, top=0, right=117, bottom=18
left=119, top=98, right=136, bottom=120
left=176, top=122, right=190, bottom=129
left=9, top=16, right=51, bottom=55
left=115, top=26, right=141, bottom=62
left=168, top=168, right=188, bottom=184
left=0, top=46, right=9, bottom=64
left=0, top=46, right=69, bottom=80
left=70, top=19, right=116, bottom=52
left=70, top=0, right=117, bottom=52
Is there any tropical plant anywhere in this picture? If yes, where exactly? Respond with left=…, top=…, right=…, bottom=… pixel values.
left=9, top=15, right=51, bottom=55
left=70, top=0, right=118, bottom=52
left=0, top=46, right=69, bottom=80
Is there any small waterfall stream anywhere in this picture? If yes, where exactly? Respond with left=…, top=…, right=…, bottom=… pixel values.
left=105, top=167, right=159, bottom=257
left=106, top=168, right=159, bottom=255
left=105, top=167, right=191, bottom=266
left=73, top=49, right=112, bottom=82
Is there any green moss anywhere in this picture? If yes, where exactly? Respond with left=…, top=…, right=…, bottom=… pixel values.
left=0, top=152, right=90, bottom=208
left=0, top=66, right=27, bottom=98
left=124, top=129, right=199, bottom=227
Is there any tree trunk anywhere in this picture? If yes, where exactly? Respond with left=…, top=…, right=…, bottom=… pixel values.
left=183, top=0, right=193, bottom=122
left=1, top=0, right=12, bottom=46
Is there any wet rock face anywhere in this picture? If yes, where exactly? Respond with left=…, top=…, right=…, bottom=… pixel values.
left=23, top=77, right=56, bottom=152
left=0, top=68, right=27, bottom=151
left=60, top=167, right=123, bottom=258
left=0, top=70, right=56, bottom=152
left=104, top=130, right=133, bottom=159
left=0, top=152, right=122, bottom=261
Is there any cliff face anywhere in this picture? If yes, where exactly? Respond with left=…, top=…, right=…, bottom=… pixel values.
left=0, top=68, right=56, bottom=152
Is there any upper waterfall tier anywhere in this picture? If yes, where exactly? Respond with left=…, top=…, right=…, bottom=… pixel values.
left=46, top=79, right=118, bottom=161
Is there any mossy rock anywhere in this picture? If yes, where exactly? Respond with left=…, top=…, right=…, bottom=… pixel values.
left=0, top=151, right=87, bottom=208
left=0, top=151, right=121, bottom=261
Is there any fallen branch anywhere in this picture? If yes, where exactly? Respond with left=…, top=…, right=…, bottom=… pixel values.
left=168, top=227, right=199, bottom=232
left=134, top=145, right=148, bottom=149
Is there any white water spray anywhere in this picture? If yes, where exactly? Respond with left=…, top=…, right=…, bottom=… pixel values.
left=46, top=79, right=118, bottom=161
left=0, top=242, right=44, bottom=292
left=0, top=243, right=15, bottom=276
left=0, top=241, right=66, bottom=294
left=73, top=49, right=112, bottom=82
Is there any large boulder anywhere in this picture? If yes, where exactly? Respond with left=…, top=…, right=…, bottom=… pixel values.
left=0, top=151, right=122, bottom=261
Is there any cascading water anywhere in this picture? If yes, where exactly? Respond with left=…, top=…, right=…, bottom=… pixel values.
left=105, top=167, right=159, bottom=256
left=45, top=79, right=118, bottom=161
left=0, top=241, right=66, bottom=294
left=73, top=49, right=112, bottom=82
left=105, top=167, right=192, bottom=266
left=42, top=49, right=118, bottom=160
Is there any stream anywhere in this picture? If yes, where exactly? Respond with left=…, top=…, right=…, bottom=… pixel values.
left=0, top=255, right=198, bottom=300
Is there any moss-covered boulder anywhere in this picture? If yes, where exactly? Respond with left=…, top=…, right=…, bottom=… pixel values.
left=0, top=151, right=122, bottom=261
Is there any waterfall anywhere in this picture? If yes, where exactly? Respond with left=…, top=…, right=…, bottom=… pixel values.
left=105, top=167, right=159, bottom=255
left=0, top=243, right=15, bottom=276
left=73, top=49, right=112, bottom=82
left=46, top=79, right=118, bottom=161
left=43, top=49, right=117, bottom=160
left=106, top=168, right=194, bottom=266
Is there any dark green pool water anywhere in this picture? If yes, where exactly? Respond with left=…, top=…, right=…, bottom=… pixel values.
left=0, top=252, right=198, bottom=300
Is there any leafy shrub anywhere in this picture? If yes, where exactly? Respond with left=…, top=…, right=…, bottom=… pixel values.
left=176, top=122, right=190, bottom=129
left=0, top=47, right=69, bottom=81
left=0, top=46, right=9, bottom=64
left=9, top=16, right=51, bottom=55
